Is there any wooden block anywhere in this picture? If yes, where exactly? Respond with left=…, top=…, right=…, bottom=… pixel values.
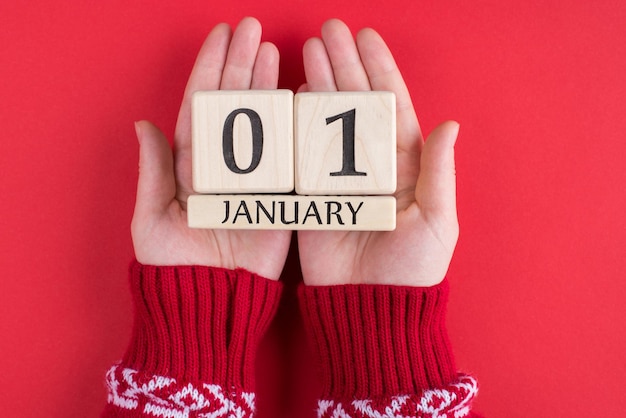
left=295, top=91, right=396, bottom=195
left=192, top=90, right=294, bottom=193
left=188, top=194, right=396, bottom=231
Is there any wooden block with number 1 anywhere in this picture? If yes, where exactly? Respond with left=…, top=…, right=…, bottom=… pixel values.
left=192, top=90, right=294, bottom=193
left=295, top=91, right=396, bottom=195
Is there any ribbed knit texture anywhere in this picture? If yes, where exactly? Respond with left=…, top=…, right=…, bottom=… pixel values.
left=101, top=261, right=282, bottom=417
left=298, top=279, right=457, bottom=400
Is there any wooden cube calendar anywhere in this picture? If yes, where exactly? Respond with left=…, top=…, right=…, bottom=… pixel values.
left=295, top=91, right=396, bottom=195
left=192, top=90, right=294, bottom=193
left=188, top=90, right=397, bottom=231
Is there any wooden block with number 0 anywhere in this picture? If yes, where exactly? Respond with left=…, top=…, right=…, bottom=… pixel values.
left=295, top=91, right=396, bottom=195
left=192, top=90, right=294, bottom=193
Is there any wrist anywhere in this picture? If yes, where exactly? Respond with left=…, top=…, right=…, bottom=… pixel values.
left=121, top=261, right=282, bottom=388
left=104, top=261, right=282, bottom=416
left=298, top=280, right=457, bottom=398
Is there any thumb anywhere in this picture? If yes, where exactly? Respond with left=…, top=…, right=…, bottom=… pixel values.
left=134, top=120, right=176, bottom=218
left=415, top=120, right=459, bottom=218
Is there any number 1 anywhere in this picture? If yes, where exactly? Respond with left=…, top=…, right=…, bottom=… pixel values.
left=326, top=109, right=367, bottom=177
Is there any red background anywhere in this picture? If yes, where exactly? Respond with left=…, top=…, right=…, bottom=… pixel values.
left=2, top=1, right=625, bottom=417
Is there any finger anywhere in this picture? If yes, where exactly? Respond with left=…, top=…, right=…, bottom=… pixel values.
left=415, top=121, right=459, bottom=217
left=175, top=23, right=232, bottom=143
left=303, top=37, right=336, bottom=91
left=220, top=17, right=263, bottom=89
left=251, top=41, right=279, bottom=89
left=356, top=27, right=422, bottom=148
left=182, top=23, right=232, bottom=96
left=320, top=19, right=370, bottom=90
left=134, top=120, right=176, bottom=218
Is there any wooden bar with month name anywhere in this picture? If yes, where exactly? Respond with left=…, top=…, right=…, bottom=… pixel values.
left=188, top=194, right=396, bottom=231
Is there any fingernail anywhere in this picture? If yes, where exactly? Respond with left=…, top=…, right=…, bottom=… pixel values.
left=134, top=121, right=141, bottom=141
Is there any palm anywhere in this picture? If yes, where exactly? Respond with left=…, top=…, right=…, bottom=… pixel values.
left=298, top=20, right=459, bottom=287
left=131, top=18, right=291, bottom=280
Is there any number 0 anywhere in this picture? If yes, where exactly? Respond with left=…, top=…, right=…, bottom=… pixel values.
left=222, top=108, right=263, bottom=174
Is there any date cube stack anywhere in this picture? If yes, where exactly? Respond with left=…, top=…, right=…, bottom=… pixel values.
left=188, top=90, right=397, bottom=231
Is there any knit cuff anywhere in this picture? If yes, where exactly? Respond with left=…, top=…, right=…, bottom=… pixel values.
left=102, top=261, right=282, bottom=417
left=298, top=280, right=457, bottom=400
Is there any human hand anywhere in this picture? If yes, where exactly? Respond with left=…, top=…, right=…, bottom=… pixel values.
left=297, top=19, right=459, bottom=287
left=131, top=17, right=291, bottom=280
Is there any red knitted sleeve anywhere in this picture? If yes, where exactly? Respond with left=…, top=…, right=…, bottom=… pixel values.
left=101, top=261, right=282, bottom=418
left=298, top=279, right=480, bottom=418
